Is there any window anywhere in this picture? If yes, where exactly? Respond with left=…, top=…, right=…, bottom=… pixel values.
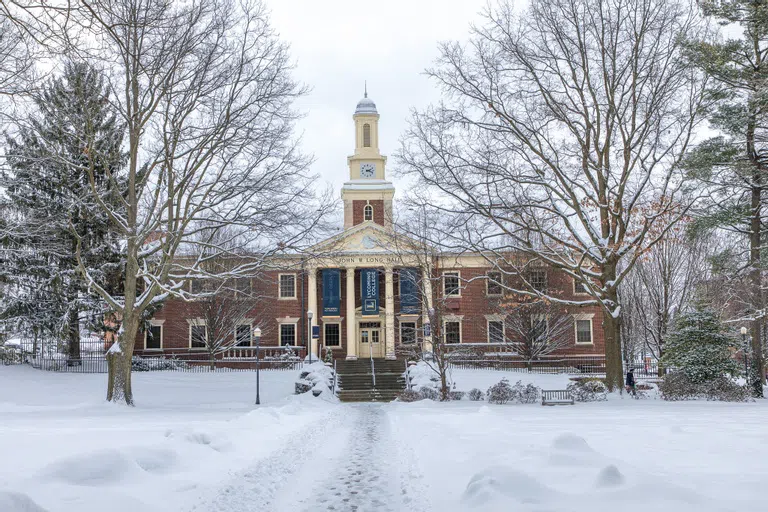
left=531, top=316, right=548, bottom=343
left=364, top=204, right=374, bottom=222
left=145, top=324, right=162, bottom=350
left=235, top=324, right=252, bottom=347
left=324, top=323, right=341, bottom=347
left=443, top=272, right=460, bottom=296
left=400, top=322, right=417, bottom=344
left=190, top=279, right=203, bottom=294
left=363, top=123, right=371, bottom=147
left=236, top=278, right=251, bottom=296
left=488, top=320, right=504, bottom=344
left=576, top=319, right=593, bottom=344
left=280, top=323, right=297, bottom=346
left=574, top=279, right=588, bottom=294
left=190, top=322, right=207, bottom=348
left=445, top=321, right=461, bottom=344
left=529, top=270, right=547, bottom=292
left=279, top=274, right=296, bottom=299
left=487, top=271, right=503, bottom=296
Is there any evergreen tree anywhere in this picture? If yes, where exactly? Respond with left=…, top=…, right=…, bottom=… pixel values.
left=663, top=309, right=741, bottom=384
left=683, top=0, right=768, bottom=396
left=0, top=61, right=126, bottom=360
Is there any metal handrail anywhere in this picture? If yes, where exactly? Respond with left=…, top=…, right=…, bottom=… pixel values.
left=370, top=349, right=376, bottom=388
left=405, top=359, right=411, bottom=391
left=332, top=359, right=338, bottom=396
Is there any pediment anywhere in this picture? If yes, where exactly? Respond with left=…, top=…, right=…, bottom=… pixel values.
left=310, top=222, right=420, bottom=256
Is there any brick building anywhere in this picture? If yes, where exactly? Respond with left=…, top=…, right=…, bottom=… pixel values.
left=133, top=92, right=605, bottom=364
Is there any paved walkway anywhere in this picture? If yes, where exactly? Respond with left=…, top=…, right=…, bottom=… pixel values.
left=195, top=404, right=428, bottom=512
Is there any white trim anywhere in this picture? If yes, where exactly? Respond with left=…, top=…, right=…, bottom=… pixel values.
left=363, top=203, right=374, bottom=222
left=443, top=271, right=461, bottom=297
left=486, top=318, right=505, bottom=344
left=573, top=278, right=589, bottom=295
left=144, top=320, right=164, bottom=350
left=276, top=316, right=300, bottom=324
left=486, top=271, right=503, bottom=296
left=443, top=318, right=463, bottom=344
left=484, top=313, right=506, bottom=322
left=279, top=322, right=298, bottom=346
left=574, top=316, right=594, bottom=345
left=187, top=318, right=207, bottom=349
left=278, top=273, right=297, bottom=300
left=323, top=322, right=342, bottom=348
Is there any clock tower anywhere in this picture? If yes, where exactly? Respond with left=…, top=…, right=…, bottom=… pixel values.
left=341, top=87, right=395, bottom=229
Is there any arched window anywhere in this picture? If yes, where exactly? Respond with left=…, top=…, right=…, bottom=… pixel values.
left=364, top=204, right=373, bottom=222
left=363, top=123, right=371, bottom=148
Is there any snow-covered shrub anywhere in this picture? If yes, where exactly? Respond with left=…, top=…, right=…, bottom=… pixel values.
left=131, top=355, right=188, bottom=371
left=567, top=379, right=608, bottom=402
left=418, top=386, right=440, bottom=401
left=487, top=378, right=515, bottom=404
left=663, top=309, right=740, bottom=384
left=323, top=347, right=333, bottom=364
left=295, top=362, right=335, bottom=398
left=660, top=372, right=749, bottom=402
left=516, top=382, right=542, bottom=404
left=468, top=388, right=485, bottom=401
left=397, top=389, right=422, bottom=402
left=0, top=345, right=22, bottom=365
left=450, top=390, right=465, bottom=401
left=265, top=347, right=301, bottom=369
left=406, top=361, right=445, bottom=399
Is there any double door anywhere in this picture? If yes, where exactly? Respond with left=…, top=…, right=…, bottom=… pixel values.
left=359, top=321, right=384, bottom=358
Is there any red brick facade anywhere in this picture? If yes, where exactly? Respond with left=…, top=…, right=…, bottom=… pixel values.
left=352, top=200, right=385, bottom=227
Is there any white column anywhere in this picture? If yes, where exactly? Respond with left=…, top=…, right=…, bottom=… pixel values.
left=385, top=267, right=396, bottom=359
left=307, top=267, right=318, bottom=359
left=346, top=267, right=357, bottom=360
left=422, top=266, right=434, bottom=353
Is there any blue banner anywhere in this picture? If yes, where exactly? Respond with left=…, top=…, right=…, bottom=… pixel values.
left=361, top=268, right=379, bottom=315
left=322, top=269, right=341, bottom=316
left=399, top=268, right=420, bottom=314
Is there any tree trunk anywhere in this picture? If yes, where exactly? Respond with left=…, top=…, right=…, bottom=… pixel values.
left=106, top=314, right=138, bottom=405
left=210, top=352, right=216, bottom=371
left=67, top=307, right=81, bottom=364
left=603, top=311, right=623, bottom=392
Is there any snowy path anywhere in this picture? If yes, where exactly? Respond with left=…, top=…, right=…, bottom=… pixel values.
left=194, top=404, right=429, bottom=512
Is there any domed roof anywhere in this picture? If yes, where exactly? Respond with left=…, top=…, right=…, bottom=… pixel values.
left=355, top=95, right=378, bottom=115
left=355, top=83, right=378, bottom=114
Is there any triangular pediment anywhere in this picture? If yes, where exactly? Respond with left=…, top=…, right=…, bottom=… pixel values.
left=310, top=222, right=421, bottom=256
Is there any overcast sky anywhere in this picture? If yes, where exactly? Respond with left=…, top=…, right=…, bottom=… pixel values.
left=268, top=0, right=491, bottom=202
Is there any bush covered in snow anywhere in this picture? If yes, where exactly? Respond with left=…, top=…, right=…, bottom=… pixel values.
left=567, top=378, right=608, bottom=402
left=397, top=389, right=422, bottom=402
left=487, top=378, right=515, bottom=404
left=131, top=356, right=189, bottom=372
left=418, top=386, right=440, bottom=401
left=662, top=309, right=740, bottom=384
left=468, top=388, right=485, bottom=401
left=406, top=361, right=446, bottom=399
left=660, top=372, right=750, bottom=402
left=0, top=345, right=23, bottom=364
left=449, top=390, right=465, bottom=401
left=512, top=381, right=542, bottom=404
left=295, top=362, right=335, bottom=399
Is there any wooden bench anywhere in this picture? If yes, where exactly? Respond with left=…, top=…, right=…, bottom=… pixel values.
left=541, top=389, right=574, bottom=406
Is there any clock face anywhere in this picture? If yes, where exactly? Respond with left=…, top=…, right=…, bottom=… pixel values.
left=360, top=163, right=375, bottom=178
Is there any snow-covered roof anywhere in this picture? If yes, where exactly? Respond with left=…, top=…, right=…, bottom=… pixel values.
left=355, top=96, right=377, bottom=115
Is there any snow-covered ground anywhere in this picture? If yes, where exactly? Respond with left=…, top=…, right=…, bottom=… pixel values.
left=1, top=365, right=766, bottom=512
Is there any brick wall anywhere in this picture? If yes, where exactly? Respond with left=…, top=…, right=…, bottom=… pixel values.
left=352, top=200, right=385, bottom=227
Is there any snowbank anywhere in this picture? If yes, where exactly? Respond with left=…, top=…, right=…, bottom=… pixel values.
left=295, top=361, right=336, bottom=399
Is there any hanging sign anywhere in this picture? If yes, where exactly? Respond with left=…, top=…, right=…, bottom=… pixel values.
left=312, top=325, right=320, bottom=339
left=399, top=268, right=420, bottom=314
left=361, top=268, right=379, bottom=315
left=322, top=269, right=341, bottom=316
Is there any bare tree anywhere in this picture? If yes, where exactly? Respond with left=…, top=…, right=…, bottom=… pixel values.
left=500, top=300, right=573, bottom=371
left=21, top=0, right=333, bottom=405
left=397, top=0, right=709, bottom=390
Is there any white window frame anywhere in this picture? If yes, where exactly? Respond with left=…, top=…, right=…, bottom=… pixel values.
left=529, top=269, right=547, bottom=292
left=364, top=203, right=374, bottom=222
left=278, top=273, right=297, bottom=300
left=486, top=271, right=503, bottom=296
left=279, top=322, right=298, bottom=346
left=573, top=313, right=595, bottom=345
left=324, top=322, right=341, bottom=348
left=487, top=318, right=505, bottom=344
left=234, top=322, right=253, bottom=347
left=399, top=321, right=418, bottom=344
left=188, top=319, right=208, bottom=350
left=443, top=315, right=463, bottom=344
left=144, top=320, right=164, bottom=351
left=443, top=271, right=461, bottom=297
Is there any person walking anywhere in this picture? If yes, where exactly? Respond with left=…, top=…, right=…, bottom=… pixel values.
left=625, top=367, right=636, bottom=396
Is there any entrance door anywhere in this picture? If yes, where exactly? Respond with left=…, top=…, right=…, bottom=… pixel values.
left=359, top=322, right=383, bottom=358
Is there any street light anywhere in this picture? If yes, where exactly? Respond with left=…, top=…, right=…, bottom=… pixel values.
left=254, top=327, right=262, bottom=405
left=741, top=326, right=749, bottom=382
left=307, top=310, right=313, bottom=364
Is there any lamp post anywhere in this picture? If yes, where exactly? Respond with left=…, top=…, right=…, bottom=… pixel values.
left=307, top=310, right=313, bottom=364
left=741, top=326, right=749, bottom=382
left=254, top=327, right=262, bottom=405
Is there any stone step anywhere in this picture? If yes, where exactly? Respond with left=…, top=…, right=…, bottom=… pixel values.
left=337, top=390, right=402, bottom=403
